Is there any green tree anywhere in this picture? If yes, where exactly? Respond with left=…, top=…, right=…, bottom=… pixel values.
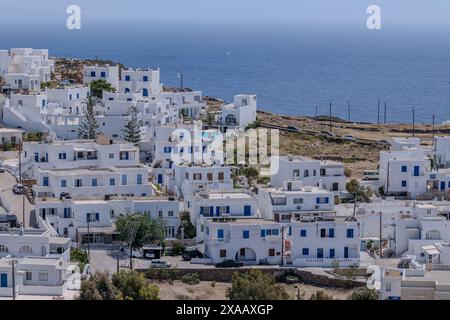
left=309, top=291, right=333, bottom=300
left=240, top=167, right=259, bottom=185
left=179, top=213, right=196, bottom=239
left=346, top=179, right=373, bottom=203
left=122, top=105, right=142, bottom=144
left=203, top=111, right=215, bottom=128
left=347, top=287, right=379, bottom=300
left=227, top=269, right=289, bottom=300
left=112, top=270, right=160, bottom=300
left=78, top=95, right=101, bottom=139
left=78, top=272, right=118, bottom=300
left=89, top=79, right=116, bottom=98
left=115, top=213, right=166, bottom=250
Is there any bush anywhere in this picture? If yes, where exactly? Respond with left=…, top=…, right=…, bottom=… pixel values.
left=347, top=287, right=379, bottom=300
left=227, top=270, right=289, bottom=300
left=181, top=273, right=200, bottom=285
left=144, top=268, right=179, bottom=281
left=171, top=241, right=186, bottom=256
left=112, top=270, right=160, bottom=300
left=309, top=291, right=333, bottom=300
left=344, top=167, right=352, bottom=178
left=70, top=248, right=88, bottom=271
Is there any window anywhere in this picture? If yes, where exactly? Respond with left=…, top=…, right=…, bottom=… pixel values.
left=401, top=180, right=407, bottom=187
left=386, top=283, right=391, bottom=292
left=137, top=174, right=142, bottom=185
left=0, top=245, right=8, bottom=253
left=158, top=211, right=163, bottom=218
left=75, top=179, right=82, bottom=187
left=207, top=173, right=213, bottom=181
left=58, top=153, right=66, bottom=160
left=243, top=230, right=250, bottom=239
left=125, top=75, right=131, bottom=81
left=346, top=228, right=354, bottom=238
left=19, top=245, right=33, bottom=254
left=109, top=153, right=114, bottom=159
left=329, top=228, right=335, bottom=238
left=168, top=211, right=174, bottom=217
left=163, top=146, right=172, bottom=153
left=220, top=249, right=226, bottom=258
left=320, top=228, right=326, bottom=238
left=218, top=172, right=224, bottom=180
left=38, top=272, right=48, bottom=282
left=86, top=212, right=99, bottom=223
left=90, top=71, right=96, bottom=77
left=43, top=176, right=49, bottom=187
left=302, top=248, right=309, bottom=256
left=61, top=180, right=67, bottom=188
left=300, top=229, right=307, bottom=237
left=293, top=169, right=300, bottom=177
left=316, top=197, right=329, bottom=204
left=217, top=229, right=224, bottom=239
left=143, top=75, right=148, bottom=82
left=110, top=178, right=115, bottom=186
left=401, top=165, right=407, bottom=172
left=121, top=175, right=127, bottom=185
left=426, top=230, right=441, bottom=240
left=26, top=272, right=32, bottom=281
left=293, top=198, right=304, bottom=205
left=329, top=248, right=335, bottom=258
left=92, top=179, right=98, bottom=187
left=269, top=249, right=275, bottom=257
left=304, top=169, right=309, bottom=177
left=193, top=173, right=202, bottom=180
left=63, top=208, right=71, bottom=218
left=100, top=72, right=106, bottom=78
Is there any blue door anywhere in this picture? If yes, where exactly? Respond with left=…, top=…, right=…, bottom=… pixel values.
left=329, top=249, right=335, bottom=258
left=157, top=174, right=163, bottom=184
left=244, top=205, right=251, bottom=216
left=317, top=248, right=323, bottom=258
left=0, top=273, right=7, bottom=287
left=344, top=247, right=349, bottom=258
left=34, top=153, right=39, bottom=162
left=441, top=181, right=446, bottom=190
left=414, top=166, right=420, bottom=176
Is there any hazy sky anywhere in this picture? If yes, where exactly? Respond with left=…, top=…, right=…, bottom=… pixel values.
left=2, top=0, right=450, bottom=28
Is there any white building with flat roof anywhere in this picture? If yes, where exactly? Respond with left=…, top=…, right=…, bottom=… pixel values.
left=270, top=156, right=346, bottom=194
left=199, top=217, right=282, bottom=265
left=288, top=215, right=360, bottom=267
left=257, top=180, right=335, bottom=222
left=83, top=65, right=120, bottom=90
left=219, top=94, right=257, bottom=128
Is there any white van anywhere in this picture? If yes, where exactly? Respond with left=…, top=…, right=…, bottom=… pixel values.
left=363, top=170, right=379, bottom=180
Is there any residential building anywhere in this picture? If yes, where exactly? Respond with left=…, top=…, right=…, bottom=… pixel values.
left=83, top=65, right=120, bottom=90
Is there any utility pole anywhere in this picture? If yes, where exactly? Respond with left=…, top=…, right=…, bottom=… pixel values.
left=178, top=73, right=184, bottom=89
left=86, top=213, right=91, bottom=263
left=347, top=101, right=351, bottom=122
left=384, top=101, right=387, bottom=124
left=377, top=100, right=380, bottom=127
left=9, top=260, right=16, bottom=300
left=432, top=113, right=436, bottom=150
left=329, top=103, right=332, bottom=133
left=412, top=108, right=416, bottom=138
left=18, top=141, right=25, bottom=227
left=280, top=225, right=285, bottom=266
left=315, top=106, right=318, bottom=120
left=353, top=192, right=357, bottom=217
left=379, top=211, right=382, bottom=258
left=386, top=161, right=390, bottom=195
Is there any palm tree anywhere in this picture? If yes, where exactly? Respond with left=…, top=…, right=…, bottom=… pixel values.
left=78, top=96, right=102, bottom=139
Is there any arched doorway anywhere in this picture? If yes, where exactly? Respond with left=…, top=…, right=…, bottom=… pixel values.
left=235, top=247, right=256, bottom=263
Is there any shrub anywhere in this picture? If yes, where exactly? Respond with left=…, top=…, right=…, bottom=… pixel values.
left=309, top=291, right=333, bottom=300
left=144, top=268, right=178, bottom=281
left=347, top=287, right=379, bottom=300
left=171, top=241, right=186, bottom=256
left=181, top=273, right=200, bottom=285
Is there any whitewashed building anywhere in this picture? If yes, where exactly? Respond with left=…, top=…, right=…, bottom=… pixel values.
left=83, top=65, right=120, bottom=90
left=199, top=217, right=282, bottom=265
left=288, top=215, right=360, bottom=267
left=219, top=94, right=257, bottom=128
left=270, top=156, right=346, bottom=194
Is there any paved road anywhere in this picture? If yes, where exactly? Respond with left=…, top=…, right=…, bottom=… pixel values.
left=0, top=171, right=34, bottom=227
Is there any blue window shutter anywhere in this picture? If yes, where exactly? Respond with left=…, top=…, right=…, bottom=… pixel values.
left=243, top=230, right=249, bottom=239
left=330, top=249, right=335, bottom=258
left=95, top=213, right=99, bottom=221
left=86, top=213, right=90, bottom=222
left=329, top=228, right=334, bottom=238
left=288, top=226, right=292, bottom=236
left=218, top=229, right=224, bottom=238
left=325, top=197, right=329, bottom=204
left=216, top=207, right=220, bottom=216
left=316, top=197, right=320, bottom=204
left=273, top=229, right=279, bottom=236
left=261, top=229, right=266, bottom=237
left=226, top=206, right=230, bottom=214
left=210, top=207, right=214, bottom=216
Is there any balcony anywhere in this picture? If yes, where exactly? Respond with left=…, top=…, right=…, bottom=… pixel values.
left=293, top=257, right=359, bottom=267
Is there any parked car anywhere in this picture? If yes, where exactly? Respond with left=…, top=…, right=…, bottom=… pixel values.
left=215, top=260, right=244, bottom=268
left=0, top=168, right=5, bottom=173
left=287, top=125, right=301, bottom=132
left=13, top=183, right=24, bottom=194
left=150, top=259, right=172, bottom=269
left=320, top=130, right=335, bottom=137
left=182, top=247, right=203, bottom=261
left=59, top=192, right=71, bottom=200
left=342, top=134, right=356, bottom=141
left=363, top=170, right=379, bottom=180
